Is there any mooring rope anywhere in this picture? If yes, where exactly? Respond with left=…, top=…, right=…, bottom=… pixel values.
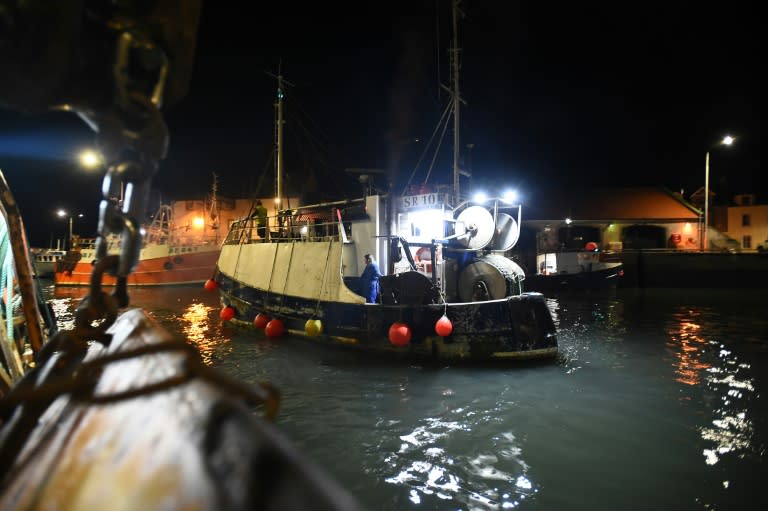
left=0, top=216, right=24, bottom=382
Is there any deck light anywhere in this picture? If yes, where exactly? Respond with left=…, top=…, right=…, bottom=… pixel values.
left=502, top=190, right=518, bottom=204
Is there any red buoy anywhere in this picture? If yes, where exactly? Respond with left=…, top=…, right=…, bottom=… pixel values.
left=204, top=279, right=218, bottom=292
left=253, top=313, right=270, bottom=329
left=435, top=315, right=453, bottom=337
left=388, top=322, right=412, bottom=346
left=220, top=306, right=236, bottom=321
left=585, top=241, right=598, bottom=252
left=265, top=318, right=285, bottom=337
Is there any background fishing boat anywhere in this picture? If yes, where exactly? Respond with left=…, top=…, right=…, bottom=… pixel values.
left=29, top=247, right=66, bottom=278
left=525, top=244, right=624, bottom=292
left=53, top=177, right=241, bottom=286
left=54, top=205, right=220, bottom=286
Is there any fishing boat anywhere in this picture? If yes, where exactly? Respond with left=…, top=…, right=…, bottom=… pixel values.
left=525, top=245, right=624, bottom=292
left=54, top=200, right=221, bottom=287
left=30, top=247, right=67, bottom=278
left=212, top=6, right=558, bottom=363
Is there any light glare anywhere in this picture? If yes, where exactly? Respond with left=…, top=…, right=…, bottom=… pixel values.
left=78, top=149, right=103, bottom=169
left=502, top=190, right=518, bottom=203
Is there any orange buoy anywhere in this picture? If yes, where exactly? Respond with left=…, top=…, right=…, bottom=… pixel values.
left=253, top=313, right=270, bottom=329
left=435, top=315, right=453, bottom=337
left=220, top=306, right=236, bottom=321
left=388, top=322, right=412, bottom=346
left=204, top=278, right=218, bottom=292
left=265, top=318, right=285, bottom=337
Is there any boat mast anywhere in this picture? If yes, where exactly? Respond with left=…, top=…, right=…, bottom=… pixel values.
left=450, top=0, right=467, bottom=202
left=451, top=0, right=461, bottom=201
left=275, top=74, right=285, bottom=209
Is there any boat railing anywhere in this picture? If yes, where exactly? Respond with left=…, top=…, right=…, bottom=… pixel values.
left=225, top=215, right=348, bottom=244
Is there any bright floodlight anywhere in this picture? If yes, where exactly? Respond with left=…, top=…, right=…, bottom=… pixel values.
left=192, top=216, right=205, bottom=228
left=473, top=191, right=488, bottom=203
left=57, top=209, right=67, bottom=218
left=565, top=217, right=572, bottom=225
left=79, top=149, right=103, bottom=169
left=502, top=190, right=518, bottom=203
left=722, top=135, right=734, bottom=146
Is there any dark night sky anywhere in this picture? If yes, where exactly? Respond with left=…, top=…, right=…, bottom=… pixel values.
left=0, top=0, right=762, bottom=247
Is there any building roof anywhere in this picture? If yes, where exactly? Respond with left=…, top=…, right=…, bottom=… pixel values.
left=524, top=186, right=701, bottom=222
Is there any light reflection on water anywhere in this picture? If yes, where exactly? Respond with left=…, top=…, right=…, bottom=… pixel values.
left=664, top=306, right=763, bottom=469
left=384, top=411, right=535, bottom=509
left=41, top=283, right=768, bottom=510
left=45, top=282, right=231, bottom=366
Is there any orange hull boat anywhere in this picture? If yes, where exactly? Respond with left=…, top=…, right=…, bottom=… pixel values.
left=54, top=246, right=220, bottom=286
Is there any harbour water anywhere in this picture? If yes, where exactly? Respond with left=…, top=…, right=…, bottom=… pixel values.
left=43, top=282, right=768, bottom=510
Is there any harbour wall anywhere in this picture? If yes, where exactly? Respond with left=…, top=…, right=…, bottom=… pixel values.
left=618, top=250, right=768, bottom=288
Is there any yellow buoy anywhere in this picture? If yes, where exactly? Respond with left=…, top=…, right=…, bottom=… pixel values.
left=304, top=318, right=323, bottom=337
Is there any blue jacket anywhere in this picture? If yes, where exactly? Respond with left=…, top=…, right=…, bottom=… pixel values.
left=360, top=261, right=382, bottom=303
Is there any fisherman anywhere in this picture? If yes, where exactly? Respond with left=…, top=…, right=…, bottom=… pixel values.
left=359, top=254, right=382, bottom=303
left=254, top=200, right=268, bottom=239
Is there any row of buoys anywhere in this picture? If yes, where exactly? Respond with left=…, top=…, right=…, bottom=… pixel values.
left=387, top=315, right=454, bottom=346
left=219, top=301, right=454, bottom=346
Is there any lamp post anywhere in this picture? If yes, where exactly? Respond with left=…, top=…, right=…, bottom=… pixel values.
left=57, top=210, right=84, bottom=250
left=702, top=135, right=734, bottom=251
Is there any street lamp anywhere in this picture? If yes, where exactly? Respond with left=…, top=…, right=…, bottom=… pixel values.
left=702, top=135, right=734, bottom=251
left=56, top=210, right=84, bottom=250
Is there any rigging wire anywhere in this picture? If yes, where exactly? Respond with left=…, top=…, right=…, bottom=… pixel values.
left=401, top=99, right=452, bottom=195
left=422, top=105, right=452, bottom=185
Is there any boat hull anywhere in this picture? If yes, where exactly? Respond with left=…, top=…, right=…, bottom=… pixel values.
left=54, top=248, right=220, bottom=286
left=219, top=275, right=557, bottom=361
